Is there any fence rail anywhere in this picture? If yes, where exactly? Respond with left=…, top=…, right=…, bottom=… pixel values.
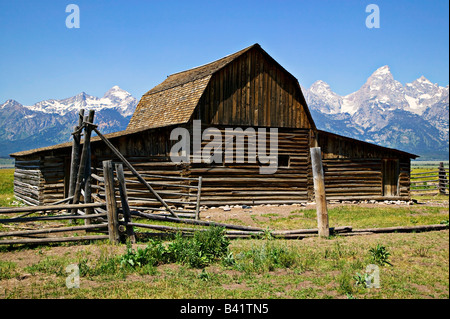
left=91, top=164, right=203, bottom=220
left=410, top=162, right=449, bottom=196
left=0, top=201, right=108, bottom=245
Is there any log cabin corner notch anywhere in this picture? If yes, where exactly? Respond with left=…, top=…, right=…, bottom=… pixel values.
left=10, top=43, right=418, bottom=206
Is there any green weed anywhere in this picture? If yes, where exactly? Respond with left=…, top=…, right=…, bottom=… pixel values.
left=369, top=244, right=393, bottom=266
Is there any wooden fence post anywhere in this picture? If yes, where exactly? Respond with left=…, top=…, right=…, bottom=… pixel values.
left=84, top=110, right=95, bottom=224
left=438, top=162, right=446, bottom=195
left=103, top=160, right=120, bottom=244
left=72, top=110, right=95, bottom=214
left=195, top=176, right=202, bottom=220
left=68, top=109, right=84, bottom=217
left=115, top=163, right=136, bottom=243
left=310, top=147, right=329, bottom=238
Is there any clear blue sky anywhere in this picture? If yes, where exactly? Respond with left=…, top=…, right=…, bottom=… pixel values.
left=0, top=0, right=448, bottom=105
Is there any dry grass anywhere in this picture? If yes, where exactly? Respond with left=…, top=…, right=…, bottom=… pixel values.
left=0, top=228, right=448, bottom=299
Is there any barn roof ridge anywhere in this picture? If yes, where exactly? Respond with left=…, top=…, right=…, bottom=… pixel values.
left=146, top=43, right=261, bottom=95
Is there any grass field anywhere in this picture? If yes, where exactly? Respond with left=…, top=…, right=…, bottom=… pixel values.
left=0, top=169, right=17, bottom=207
left=0, top=168, right=448, bottom=299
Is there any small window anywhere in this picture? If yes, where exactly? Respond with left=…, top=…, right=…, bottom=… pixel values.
left=278, top=155, right=290, bottom=168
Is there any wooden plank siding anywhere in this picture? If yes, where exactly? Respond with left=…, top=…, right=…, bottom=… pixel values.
left=186, top=126, right=312, bottom=205
left=317, top=130, right=412, bottom=200
left=194, top=48, right=312, bottom=130
left=14, top=156, right=67, bottom=205
left=14, top=158, right=42, bottom=205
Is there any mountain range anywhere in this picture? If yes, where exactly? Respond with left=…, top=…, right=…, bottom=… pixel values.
left=302, top=66, right=449, bottom=160
left=0, top=67, right=448, bottom=159
left=0, top=86, right=136, bottom=156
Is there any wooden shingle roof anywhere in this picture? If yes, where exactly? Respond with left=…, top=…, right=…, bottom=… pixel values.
left=127, top=44, right=258, bottom=130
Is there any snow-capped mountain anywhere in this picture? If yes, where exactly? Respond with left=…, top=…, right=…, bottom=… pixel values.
left=303, top=66, right=449, bottom=159
left=1, top=72, right=448, bottom=160
left=0, top=86, right=138, bottom=157
left=25, top=86, right=136, bottom=117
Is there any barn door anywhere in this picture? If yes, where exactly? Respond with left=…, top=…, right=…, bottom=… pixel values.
left=382, top=159, right=399, bottom=197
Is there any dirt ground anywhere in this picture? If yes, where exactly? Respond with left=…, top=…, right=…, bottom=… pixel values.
left=198, top=199, right=449, bottom=228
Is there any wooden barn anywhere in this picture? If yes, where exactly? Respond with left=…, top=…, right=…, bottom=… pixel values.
left=10, top=44, right=417, bottom=208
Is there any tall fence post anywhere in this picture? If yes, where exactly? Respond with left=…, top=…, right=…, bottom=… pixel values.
left=115, top=163, right=136, bottom=243
left=438, top=162, right=446, bottom=195
left=103, top=160, right=120, bottom=244
left=310, top=147, right=330, bottom=238
left=84, top=110, right=95, bottom=224
left=68, top=109, right=84, bottom=218
left=195, top=176, right=202, bottom=220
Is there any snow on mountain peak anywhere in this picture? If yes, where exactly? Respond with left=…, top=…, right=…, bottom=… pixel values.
left=305, top=80, right=343, bottom=114
left=417, top=76, right=432, bottom=84
left=304, top=65, right=448, bottom=120
left=371, top=65, right=391, bottom=77
left=103, top=85, right=132, bottom=100
left=0, top=99, right=21, bottom=109
left=19, top=86, right=137, bottom=117
left=310, top=80, right=332, bottom=93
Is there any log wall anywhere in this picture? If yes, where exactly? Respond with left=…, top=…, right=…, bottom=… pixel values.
left=13, top=158, right=41, bottom=205
left=187, top=126, right=312, bottom=205
left=14, top=156, right=68, bottom=206
left=317, top=131, right=412, bottom=200
left=12, top=126, right=413, bottom=207
left=90, top=126, right=313, bottom=207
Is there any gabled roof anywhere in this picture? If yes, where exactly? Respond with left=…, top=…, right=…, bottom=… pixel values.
left=127, top=43, right=316, bottom=131
left=127, top=44, right=258, bottom=130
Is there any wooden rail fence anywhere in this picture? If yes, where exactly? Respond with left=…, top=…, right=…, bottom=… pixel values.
left=0, top=202, right=108, bottom=245
left=411, top=162, right=449, bottom=196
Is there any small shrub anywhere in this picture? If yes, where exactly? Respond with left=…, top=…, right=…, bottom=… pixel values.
left=258, top=227, right=274, bottom=240
left=118, top=226, right=231, bottom=270
left=120, top=240, right=168, bottom=269
left=353, top=272, right=368, bottom=288
left=192, top=226, right=230, bottom=261
left=369, top=244, right=392, bottom=266
left=221, top=252, right=236, bottom=267
left=166, top=226, right=230, bottom=268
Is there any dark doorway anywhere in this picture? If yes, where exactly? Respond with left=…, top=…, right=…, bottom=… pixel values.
left=382, top=159, right=399, bottom=197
